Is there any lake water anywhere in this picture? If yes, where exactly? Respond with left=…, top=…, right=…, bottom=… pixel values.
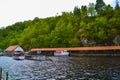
left=0, top=56, right=120, bottom=80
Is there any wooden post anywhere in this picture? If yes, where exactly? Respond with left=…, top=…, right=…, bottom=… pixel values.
left=0, top=68, right=2, bottom=80
left=6, top=72, right=8, bottom=80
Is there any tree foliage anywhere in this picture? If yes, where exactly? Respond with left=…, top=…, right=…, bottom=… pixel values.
left=0, top=0, right=120, bottom=50
left=95, top=0, right=106, bottom=15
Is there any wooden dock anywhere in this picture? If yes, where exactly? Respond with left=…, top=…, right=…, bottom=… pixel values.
left=31, top=46, right=120, bottom=51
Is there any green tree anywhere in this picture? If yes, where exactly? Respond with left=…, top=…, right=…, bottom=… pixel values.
left=81, top=5, right=88, bottom=17
left=73, top=6, right=81, bottom=17
left=95, top=0, right=106, bottom=15
left=69, top=37, right=80, bottom=47
left=94, top=17, right=111, bottom=41
left=88, top=3, right=96, bottom=16
left=109, top=17, right=120, bottom=35
left=115, top=0, right=120, bottom=10
left=0, top=1, right=120, bottom=49
left=104, top=4, right=113, bottom=15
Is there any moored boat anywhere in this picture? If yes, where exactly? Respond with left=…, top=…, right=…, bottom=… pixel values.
left=54, top=50, right=69, bottom=56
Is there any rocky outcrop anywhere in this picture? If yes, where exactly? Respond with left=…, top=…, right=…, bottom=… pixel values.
left=81, top=38, right=96, bottom=47
left=113, top=35, right=120, bottom=46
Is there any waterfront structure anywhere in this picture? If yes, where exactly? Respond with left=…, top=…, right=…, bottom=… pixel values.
left=31, top=46, right=120, bottom=56
left=5, top=45, right=24, bottom=56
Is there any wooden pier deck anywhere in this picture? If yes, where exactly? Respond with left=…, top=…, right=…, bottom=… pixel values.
left=31, top=46, right=120, bottom=51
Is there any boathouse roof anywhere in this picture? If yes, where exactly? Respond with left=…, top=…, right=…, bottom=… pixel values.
left=31, top=46, right=120, bottom=51
left=5, top=45, right=24, bottom=52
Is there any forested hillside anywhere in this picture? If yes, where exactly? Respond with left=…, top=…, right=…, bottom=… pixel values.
left=0, top=0, right=120, bottom=51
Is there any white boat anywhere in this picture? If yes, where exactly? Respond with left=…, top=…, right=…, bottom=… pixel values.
left=14, top=56, right=25, bottom=60
left=13, top=52, right=25, bottom=60
left=54, top=50, right=69, bottom=56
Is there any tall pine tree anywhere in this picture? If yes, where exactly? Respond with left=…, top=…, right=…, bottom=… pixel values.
left=95, top=0, right=106, bottom=15
left=115, top=0, right=120, bottom=10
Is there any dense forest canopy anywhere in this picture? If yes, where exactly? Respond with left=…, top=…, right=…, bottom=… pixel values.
left=0, top=0, right=120, bottom=51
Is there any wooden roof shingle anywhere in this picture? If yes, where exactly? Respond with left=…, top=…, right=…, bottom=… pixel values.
left=5, top=45, right=19, bottom=52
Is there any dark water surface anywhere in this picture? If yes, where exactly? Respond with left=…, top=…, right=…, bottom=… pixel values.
left=0, top=56, right=120, bottom=80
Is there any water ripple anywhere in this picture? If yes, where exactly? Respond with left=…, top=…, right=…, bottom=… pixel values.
left=0, top=56, right=120, bottom=80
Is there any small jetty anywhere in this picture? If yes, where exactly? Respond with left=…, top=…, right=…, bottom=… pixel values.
left=0, top=67, right=9, bottom=80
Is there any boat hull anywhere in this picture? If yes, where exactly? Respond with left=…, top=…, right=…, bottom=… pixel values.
left=13, top=56, right=25, bottom=60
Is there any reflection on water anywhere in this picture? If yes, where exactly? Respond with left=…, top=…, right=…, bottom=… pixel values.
left=0, top=56, right=120, bottom=80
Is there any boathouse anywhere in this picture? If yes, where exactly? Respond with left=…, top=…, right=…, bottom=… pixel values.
left=31, top=46, right=120, bottom=56
left=5, top=45, right=24, bottom=56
